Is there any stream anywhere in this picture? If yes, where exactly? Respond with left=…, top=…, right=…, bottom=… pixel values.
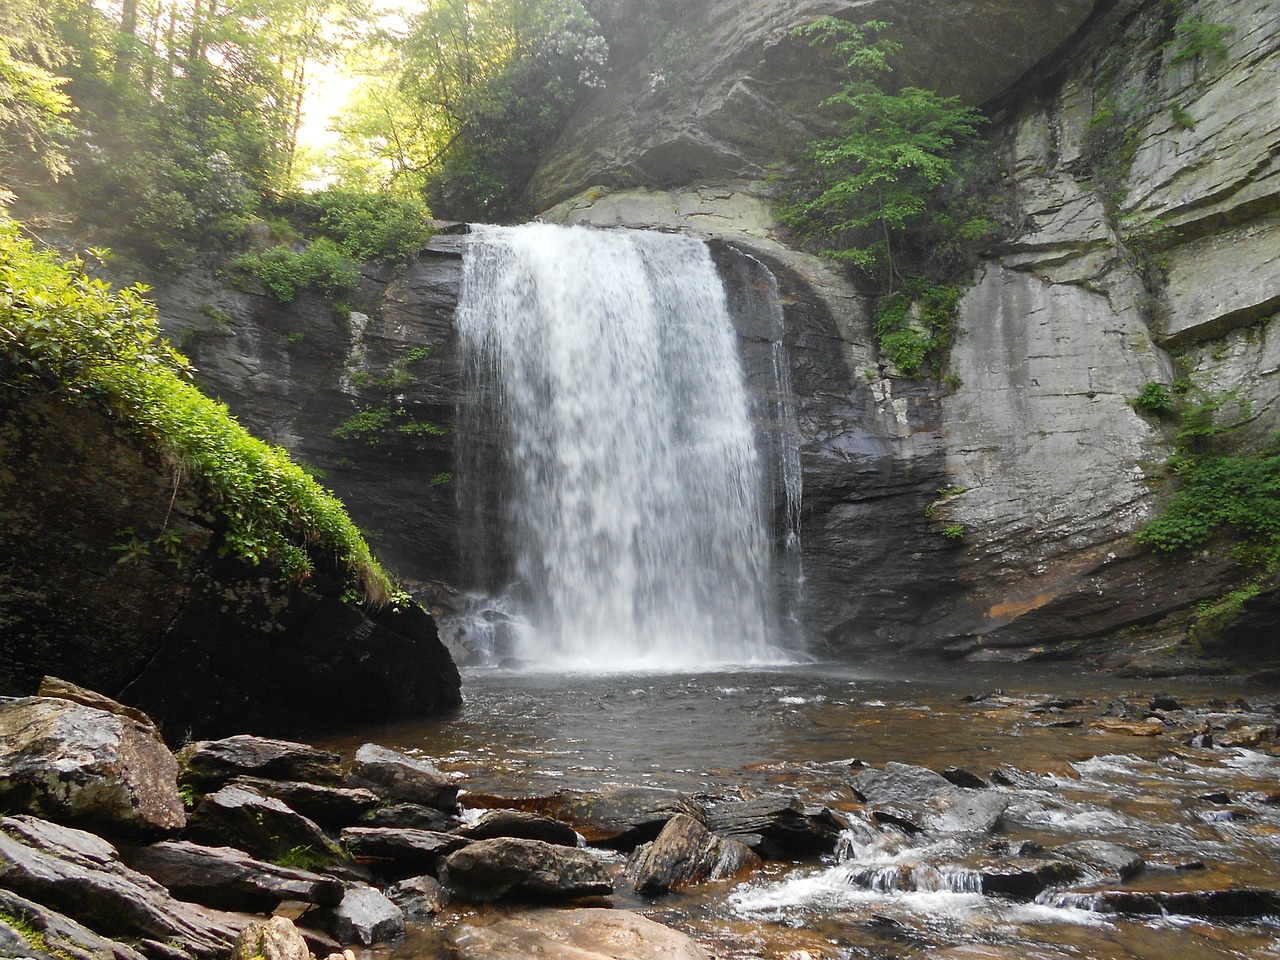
left=320, top=663, right=1280, bottom=959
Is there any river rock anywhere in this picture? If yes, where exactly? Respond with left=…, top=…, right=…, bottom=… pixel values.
left=186, top=785, right=343, bottom=865
left=627, top=814, right=761, bottom=895
left=361, top=802, right=461, bottom=832
left=226, top=778, right=382, bottom=828
left=384, top=875, right=447, bottom=920
left=179, top=737, right=343, bottom=791
left=1054, top=840, right=1144, bottom=882
left=977, top=858, right=1081, bottom=900
left=125, top=840, right=344, bottom=912
left=440, top=837, right=612, bottom=903
left=851, top=764, right=1008, bottom=835
left=338, top=827, right=468, bottom=877
left=458, top=810, right=579, bottom=847
left=229, top=917, right=310, bottom=960
left=0, top=888, right=147, bottom=960
left=447, top=907, right=709, bottom=960
left=0, top=816, right=244, bottom=959
left=1089, top=888, right=1280, bottom=920
left=0, top=697, right=184, bottom=837
left=523, top=787, right=707, bottom=848
left=319, top=883, right=404, bottom=946
left=349, top=744, right=460, bottom=811
left=704, top=795, right=845, bottom=858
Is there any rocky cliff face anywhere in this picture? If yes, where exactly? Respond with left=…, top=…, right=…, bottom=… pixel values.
left=151, top=0, right=1278, bottom=668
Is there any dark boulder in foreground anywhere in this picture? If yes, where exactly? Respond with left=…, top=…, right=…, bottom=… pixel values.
left=350, top=743, right=462, bottom=811
left=179, top=736, right=344, bottom=791
left=627, top=814, right=761, bottom=895
left=320, top=883, right=405, bottom=946
left=0, top=393, right=461, bottom=741
left=0, top=887, right=147, bottom=960
left=186, top=785, right=343, bottom=866
left=704, top=795, right=846, bottom=858
left=440, top=838, right=613, bottom=903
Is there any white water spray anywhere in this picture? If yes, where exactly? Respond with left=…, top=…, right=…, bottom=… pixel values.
left=455, top=223, right=784, bottom=668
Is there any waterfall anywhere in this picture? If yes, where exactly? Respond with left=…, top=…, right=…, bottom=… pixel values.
left=454, top=223, right=786, bottom=669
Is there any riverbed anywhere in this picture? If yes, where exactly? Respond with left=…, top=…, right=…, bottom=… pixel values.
left=320, top=663, right=1280, bottom=959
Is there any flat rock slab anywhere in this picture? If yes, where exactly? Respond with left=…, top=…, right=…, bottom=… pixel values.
left=628, top=814, right=761, bottom=895
left=440, top=837, right=612, bottom=903
left=126, top=840, right=344, bottom=912
left=339, top=827, right=468, bottom=876
left=362, top=802, right=461, bottom=832
left=227, top=778, right=382, bottom=828
left=459, top=810, right=579, bottom=847
left=0, top=816, right=244, bottom=959
left=349, top=744, right=460, bottom=811
left=187, top=785, right=342, bottom=865
left=704, top=795, right=845, bottom=858
left=524, top=787, right=707, bottom=848
left=0, top=887, right=147, bottom=960
left=1053, top=840, right=1144, bottom=882
left=1093, top=888, right=1280, bottom=920
left=179, top=737, right=343, bottom=790
left=0, top=697, right=184, bottom=835
left=851, top=764, right=1008, bottom=836
left=448, top=907, right=709, bottom=960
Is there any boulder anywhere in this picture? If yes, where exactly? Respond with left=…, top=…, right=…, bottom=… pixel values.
left=977, top=858, right=1080, bottom=900
left=447, top=908, right=709, bottom=960
left=1090, top=888, right=1280, bottom=920
left=338, top=827, right=468, bottom=877
left=627, top=814, right=761, bottom=895
left=349, top=744, right=460, bottom=811
left=704, top=795, right=845, bottom=858
left=179, top=737, right=343, bottom=791
left=226, top=778, right=382, bottom=828
left=125, top=841, right=345, bottom=912
left=0, top=697, right=184, bottom=836
left=458, top=810, right=579, bottom=847
left=440, top=838, right=613, bottom=903
left=229, top=917, right=310, bottom=960
left=0, top=816, right=245, bottom=959
left=384, top=875, right=447, bottom=920
left=851, top=764, right=1007, bottom=835
left=319, top=884, right=404, bottom=946
left=0, top=888, right=147, bottom=960
left=523, top=787, right=706, bottom=848
left=1054, top=840, right=1144, bottom=882
left=361, top=803, right=461, bottom=832
left=186, top=785, right=343, bottom=865
left=36, top=677, right=157, bottom=730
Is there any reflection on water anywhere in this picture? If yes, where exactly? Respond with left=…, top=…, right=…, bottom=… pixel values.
left=319, top=663, right=1280, bottom=960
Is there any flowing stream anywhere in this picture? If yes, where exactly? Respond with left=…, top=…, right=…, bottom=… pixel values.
left=454, top=224, right=786, bottom=669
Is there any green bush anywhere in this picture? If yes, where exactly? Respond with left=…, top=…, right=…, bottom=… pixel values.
left=0, top=217, right=395, bottom=604
left=308, top=188, right=435, bottom=264
left=234, top=238, right=360, bottom=303
left=1131, top=381, right=1174, bottom=417
left=873, top=278, right=960, bottom=377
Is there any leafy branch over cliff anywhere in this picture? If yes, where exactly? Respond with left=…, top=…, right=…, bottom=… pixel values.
left=0, top=215, right=397, bottom=604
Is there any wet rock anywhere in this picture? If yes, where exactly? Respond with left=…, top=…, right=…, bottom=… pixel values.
left=0, top=888, right=147, bottom=960
left=319, top=883, right=404, bottom=947
left=186, top=785, right=343, bottom=865
left=851, top=764, right=1007, bottom=835
left=226, top=778, right=381, bottom=828
left=704, top=795, right=845, bottom=858
left=384, top=875, right=447, bottom=920
left=852, top=763, right=955, bottom=803
left=978, top=858, right=1080, bottom=900
left=1217, top=725, right=1275, bottom=749
left=349, top=744, right=460, bottom=811
left=179, top=737, right=343, bottom=791
left=523, top=787, right=706, bottom=849
left=0, top=697, right=184, bottom=836
left=989, top=766, right=1049, bottom=789
left=1150, top=696, right=1183, bottom=712
left=338, top=827, right=467, bottom=877
left=0, top=816, right=244, bottom=959
left=361, top=803, right=461, bottom=832
left=940, top=768, right=989, bottom=789
left=1187, top=732, right=1215, bottom=749
left=458, top=809, right=579, bottom=847
left=440, top=837, right=612, bottom=903
left=1092, top=888, right=1280, bottom=920
left=230, top=917, right=310, bottom=960
left=1053, top=840, right=1144, bottom=881
left=627, top=814, right=761, bottom=895
left=1091, top=718, right=1166, bottom=737
left=125, top=840, right=344, bottom=912
left=447, top=907, right=709, bottom=960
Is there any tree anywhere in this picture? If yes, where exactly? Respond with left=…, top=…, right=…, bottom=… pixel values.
left=0, top=0, right=76, bottom=187
left=777, top=18, right=984, bottom=292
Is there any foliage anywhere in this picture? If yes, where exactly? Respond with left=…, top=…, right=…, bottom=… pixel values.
left=873, top=278, right=960, bottom=377
left=233, top=238, right=359, bottom=302
left=775, top=18, right=986, bottom=292
left=332, top=406, right=392, bottom=444
left=942, top=523, right=966, bottom=541
left=1130, top=381, right=1174, bottom=417
left=272, top=845, right=331, bottom=870
left=1137, top=386, right=1280, bottom=580
left=1164, top=14, right=1233, bottom=67
left=0, top=907, right=69, bottom=960
left=0, top=217, right=395, bottom=604
left=0, top=33, right=75, bottom=184
left=306, top=188, right=435, bottom=264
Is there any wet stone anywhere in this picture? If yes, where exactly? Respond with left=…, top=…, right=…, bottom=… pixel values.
left=362, top=802, right=461, bottom=832
left=384, top=875, right=447, bottom=920
left=186, top=785, right=342, bottom=866
left=977, top=858, right=1080, bottom=900
left=179, top=737, right=342, bottom=791
left=226, top=778, right=382, bottom=828
left=627, top=813, right=762, bottom=895
left=349, top=744, right=461, bottom=812
left=1053, top=840, right=1144, bottom=881
left=319, top=883, right=404, bottom=947
left=458, top=809, right=579, bottom=847
left=704, top=795, right=844, bottom=858
left=338, top=826, right=468, bottom=877
left=440, top=837, right=612, bottom=903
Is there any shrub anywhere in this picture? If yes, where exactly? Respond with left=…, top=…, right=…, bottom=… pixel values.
left=234, top=238, right=359, bottom=303
left=309, top=188, right=435, bottom=264
left=1131, top=381, right=1174, bottom=417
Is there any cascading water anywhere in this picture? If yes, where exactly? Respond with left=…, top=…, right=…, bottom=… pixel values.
left=455, top=223, right=787, bottom=669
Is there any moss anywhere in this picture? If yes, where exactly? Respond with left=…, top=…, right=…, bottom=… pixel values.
left=0, top=216, right=397, bottom=606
